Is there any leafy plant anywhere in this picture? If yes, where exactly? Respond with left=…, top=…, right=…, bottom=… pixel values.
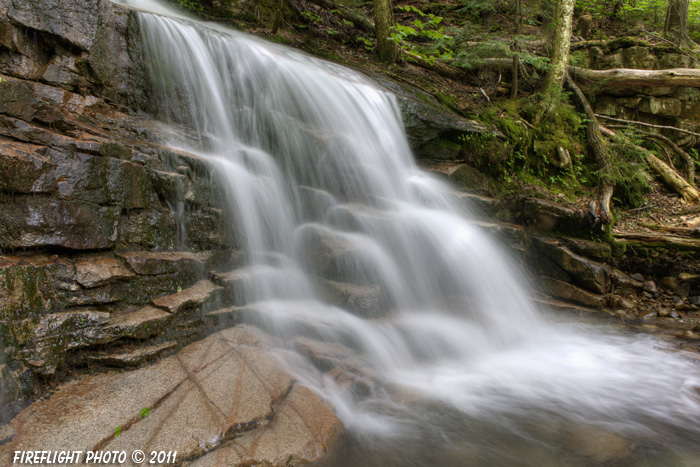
left=114, top=426, right=122, bottom=438
left=388, top=6, right=454, bottom=65
left=139, top=407, right=152, bottom=419
left=177, top=0, right=203, bottom=14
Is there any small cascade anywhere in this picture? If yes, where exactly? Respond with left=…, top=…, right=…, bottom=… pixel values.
left=118, top=0, right=700, bottom=463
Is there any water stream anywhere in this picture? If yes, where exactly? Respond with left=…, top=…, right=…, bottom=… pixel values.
left=118, top=1, right=700, bottom=464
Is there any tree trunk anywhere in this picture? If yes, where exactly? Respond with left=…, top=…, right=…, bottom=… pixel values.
left=372, top=0, right=398, bottom=62
left=510, top=55, right=520, bottom=99
left=515, top=0, right=522, bottom=35
left=540, top=0, right=576, bottom=94
left=665, top=0, right=693, bottom=47
left=533, top=0, right=575, bottom=124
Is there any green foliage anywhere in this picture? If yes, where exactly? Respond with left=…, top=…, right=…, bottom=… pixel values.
left=388, top=6, right=454, bottom=65
left=457, top=0, right=496, bottom=21
left=114, top=426, right=122, bottom=438
left=139, top=407, right=152, bottom=419
left=575, top=0, right=700, bottom=36
left=358, top=36, right=374, bottom=51
left=605, top=131, right=653, bottom=207
left=177, top=0, right=203, bottom=14
left=301, top=11, right=323, bottom=23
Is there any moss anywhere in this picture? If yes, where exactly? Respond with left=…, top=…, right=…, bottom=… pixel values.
left=606, top=37, right=647, bottom=52
left=421, top=138, right=462, bottom=161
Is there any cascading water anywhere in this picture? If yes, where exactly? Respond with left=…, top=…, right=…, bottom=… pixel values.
left=119, top=1, right=700, bottom=464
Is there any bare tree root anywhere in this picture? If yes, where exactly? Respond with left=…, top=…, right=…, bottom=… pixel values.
left=564, top=72, right=614, bottom=227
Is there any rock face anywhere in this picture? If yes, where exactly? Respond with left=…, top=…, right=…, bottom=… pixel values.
left=579, top=40, right=700, bottom=141
left=0, top=326, right=343, bottom=466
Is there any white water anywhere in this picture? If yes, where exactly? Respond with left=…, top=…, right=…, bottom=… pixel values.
left=120, top=1, right=700, bottom=463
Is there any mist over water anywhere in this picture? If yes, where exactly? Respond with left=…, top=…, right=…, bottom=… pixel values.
left=119, top=0, right=700, bottom=463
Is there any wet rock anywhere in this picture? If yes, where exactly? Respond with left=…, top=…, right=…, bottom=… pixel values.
left=117, top=250, right=208, bottom=276
left=377, top=77, right=494, bottom=161
left=0, top=326, right=342, bottom=467
left=540, top=277, right=606, bottom=308
left=611, top=269, right=645, bottom=296
left=316, top=277, right=386, bottom=318
left=643, top=280, right=658, bottom=294
left=0, top=196, right=120, bottom=250
left=559, top=237, right=612, bottom=262
left=152, top=279, right=223, bottom=314
left=87, top=341, right=177, bottom=368
left=660, top=276, right=690, bottom=297
left=658, top=309, right=671, bottom=317
left=521, top=198, right=590, bottom=236
left=7, top=0, right=101, bottom=51
left=297, top=224, right=379, bottom=286
left=610, top=294, right=634, bottom=310
left=189, top=384, right=343, bottom=467
left=562, top=424, right=634, bottom=464
left=0, top=141, right=55, bottom=194
left=116, top=209, right=177, bottom=250
left=454, top=192, right=502, bottom=219
left=30, top=307, right=171, bottom=374
left=75, top=258, right=134, bottom=288
left=449, top=165, right=497, bottom=195
left=0, top=256, right=75, bottom=321
left=532, top=237, right=610, bottom=294
left=631, top=273, right=644, bottom=282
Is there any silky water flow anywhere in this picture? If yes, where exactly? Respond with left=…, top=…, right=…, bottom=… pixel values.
left=118, top=1, right=700, bottom=464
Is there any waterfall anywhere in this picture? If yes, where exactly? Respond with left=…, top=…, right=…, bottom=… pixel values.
left=119, top=1, right=700, bottom=463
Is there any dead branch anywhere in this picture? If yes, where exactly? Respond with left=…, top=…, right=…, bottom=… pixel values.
left=594, top=114, right=700, bottom=139
left=642, top=132, right=695, bottom=187
left=599, top=126, right=700, bottom=203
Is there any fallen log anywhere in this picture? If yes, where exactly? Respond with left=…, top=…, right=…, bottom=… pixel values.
left=569, top=66, right=700, bottom=88
left=460, top=60, right=700, bottom=88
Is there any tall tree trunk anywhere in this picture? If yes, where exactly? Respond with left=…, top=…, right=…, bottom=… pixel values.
left=515, top=0, right=523, bottom=35
left=541, top=0, right=575, bottom=94
left=665, top=0, right=693, bottom=47
left=372, top=0, right=398, bottom=62
left=534, top=0, right=575, bottom=123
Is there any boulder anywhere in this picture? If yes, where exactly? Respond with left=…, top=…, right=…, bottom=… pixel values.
left=540, top=277, right=607, bottom=308
left=315, top=277, right=387, bottom=319
left=531, top=237, right=610, bottom=294
left=521, top=198, right=593, bottom=236
left=375, top=77, right=495, bottom=161
left=0, top=326, right=342, bottom=466
left=297, top=224, right=379, bottom=286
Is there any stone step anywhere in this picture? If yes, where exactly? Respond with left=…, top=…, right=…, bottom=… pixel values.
left=454, top=191, right=502, bottom=219
left=87, top=341, right=177, bottom=368
left=152, top=279, right=223, bottom=314
left=30, top=306, right=172, bottom=374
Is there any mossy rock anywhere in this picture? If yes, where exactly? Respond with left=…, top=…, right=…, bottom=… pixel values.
left=449, top=165, right=497, bottom=196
